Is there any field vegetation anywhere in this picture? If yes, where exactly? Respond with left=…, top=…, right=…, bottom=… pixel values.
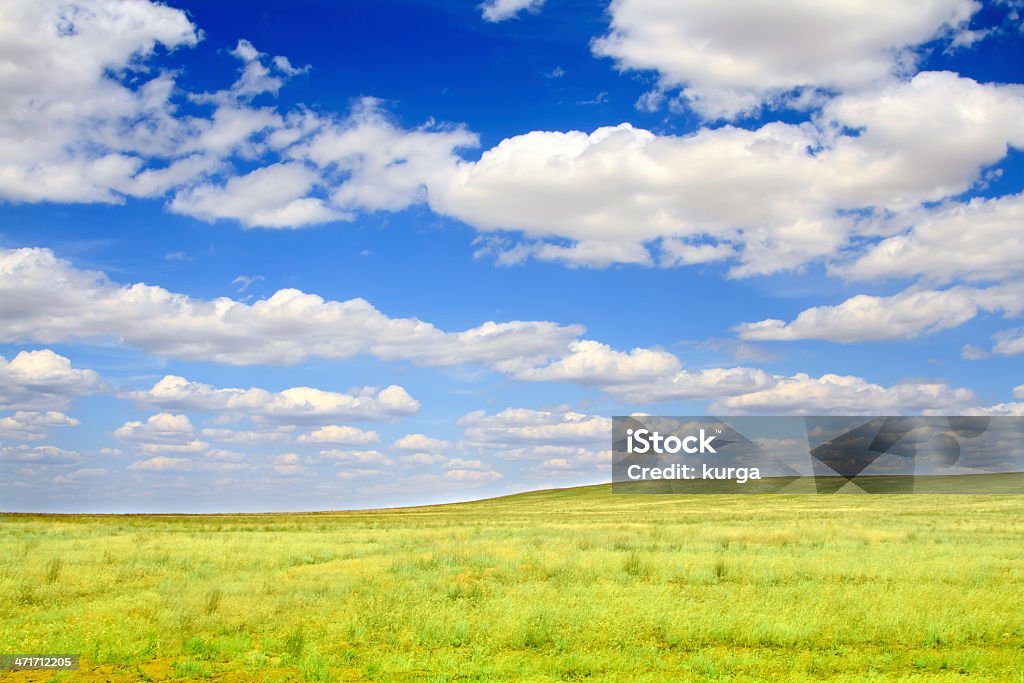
left=2, top=485, right=1023, bottom=681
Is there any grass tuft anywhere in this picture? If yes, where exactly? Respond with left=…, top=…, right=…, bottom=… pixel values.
left=45, top=557, right=63, bottom=584
left=204, top=588, right=222, bottom=615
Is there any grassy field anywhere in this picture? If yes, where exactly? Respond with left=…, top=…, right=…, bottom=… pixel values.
left=2, top=485, right=1023, bottom=681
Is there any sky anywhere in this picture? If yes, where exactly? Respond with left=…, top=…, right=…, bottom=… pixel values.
left=1, top=0, right=1023, bottom=512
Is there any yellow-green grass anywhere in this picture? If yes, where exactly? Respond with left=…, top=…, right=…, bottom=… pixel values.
left=2, top=486, right=1024, bottom=681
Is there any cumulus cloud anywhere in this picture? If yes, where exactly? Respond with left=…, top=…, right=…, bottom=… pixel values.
left=961, top=344, right=990, bottom=361
left=431, top=73, right=1024, bottom=274
left=454, top=407, right=610, bottom=478
left=4, top=0, right=1022, bottom=281
left=206, top=39, right=309, bottom=102
left=167, top=94, right=476, bottom=228
left=737, top=283, right=1024, bottom=343
left=660, top=239, right=736, bottom=267
left=0, top=248, right=985, bottom=410
left=0, top=0, right=199, bottom=202
left=712, top=374, right=975, bottom=415
left=480, top=0, right=544, bottom=22
left=528, top=449, right=612, bottom=477
left=513, top=340, right=774, bottom=402
left=52, top=468, right=107, bottom=485
left=290, top=98, right=477, bottom=214
left=0, top=444, right=81, bottom=464
left=297, top=425, right=380, bottom=445
left=0, top=247, right=581, bottom=368
left=169, top=162, right=342, bottom=228
left=129, top=375, right=419, bottom=422
left=317, top=449, right=393, bottom=466
left=270, top=452, right=303, bottom=475
left=201, top=426, right=295, bottom=444
left=128, top=455, right=192, bottom=472
left=957, top=402, right=1024, bottom=416
left=114, top=412, right=208, bottom=453
left=0, top=349, right=105, bottom=410
left=0, top=2, right=472, bottom=229
left=992, top=328, right=1024, bottom=357
left=492, top=444, right=596, bottom=461
left=459, top=408, right=611, bottom=449
left=399, top=452, right=447, bottom=465
left=841, top=193, right=1024, bottom=284
left=0, top=411, right=80, bottom=441
left=592, top=0, right=979, bottom=118
left=392, top=434, right=452, bottom=452
left=443, top=468, right=502, bottom=483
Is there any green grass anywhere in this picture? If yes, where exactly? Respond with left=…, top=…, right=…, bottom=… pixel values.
left=2, top=485, right=1024, bottom=681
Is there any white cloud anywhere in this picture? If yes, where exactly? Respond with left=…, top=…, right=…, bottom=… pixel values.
left=493, top=444, right=593, bottom=461
left=961, top=344, right=990, bottom=361
left=4, top=247, right=774, bottom=404
left=493, top=444, right=611, bottom=478
left=0, top=247, right=581, bottom=368
left=513, top=340, right=774, bottom=402
left=431, top=73, right=1024, bottom=274
left=512, top=340, right=680, bottom=384
left=592, top=0, right=979, bottom=118
left=297, top=425, right=380, bottom=445
left=534, top=240, right=653, bottom=268
left=443, top=468, right=502, bottom=483
left=270, top=452, right=304, bottom=475
left=168, top=162, right=342, bottom=228
left=660, top=239, right=736, bottom=267
left=841, top=193, right=1024, bottom=284
left=4, top=1, right=1020, bottom=283
left=969, top=403, right=1024, bottom=416
left=129, top=375, right=419, bottom=422
left=993, top=328, right=1024, bottom=356
left=0, top=349, right=105, bottom=410
left=232, top=275, right=264, bottom=292
left=479, top=0, right=545, bottom=22
left=529, top=449, right=612, bottom=476
left=399, top=452, right=446, bottom=465
left=0, top=0, right=199, bottom=202
left=443, top=458, right=488, bottom=470
left=317, top=449, right=393, bottom=466
left=0, top=249, right=986, bottom=412
left=207, top=448, right=246, bottom=462
left=5, top=0, right=1023, bottom=290
left=114, top=412, right=208, bottom=453
left=459, top=408, right=610, bottom=449
left=0, top=444, right=81, bottom=464
left=122, top=444, right=245, bottom=475
left=712, top=373, right=975, bottom=415
left=128, top=455, right=192, bottom=471
left=53, top=468, right=107, bottom=485
left=201, top=426, right=295, bottom=444
left=0, top=4, right=470, bottom=229
left=212, top=39, right=308, bottom=102
left=392, top=434, right=451, bottom=452
left=336, top=468, right=389, bottom=480
left=291, top=98, right=478, bottom=215
left=736, top=284, right=1024, bottom=343
left=0, top=411, right=80, bottom=441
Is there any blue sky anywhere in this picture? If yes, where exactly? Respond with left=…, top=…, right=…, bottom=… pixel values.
left=1, top=0, right=1023, bottom=512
